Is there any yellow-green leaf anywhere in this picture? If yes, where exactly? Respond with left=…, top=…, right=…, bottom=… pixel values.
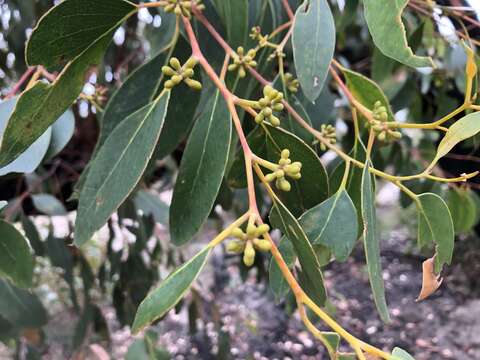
left=363, top=0, right=434, bottom=68
left=429, top=112, right=480, bottom=170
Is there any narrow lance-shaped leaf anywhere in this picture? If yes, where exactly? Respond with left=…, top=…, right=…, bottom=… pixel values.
left=0, top=220, right=35, bottom=288
left=428, top=112, right=480, bottom=170
left=170, top=89, right=232, bottom=245
left=0, top=0, right=137, bottom=167
left=363, top=0, right=434, bottom=68
left=269, top=238, right=295, bottom=301
left=292, top=0, right=335, bottom=102
left=75, top=92, right=171, bottom=246
left=270, top=199, right=328, bottom=306
left=132, top=247, right=211, bottom=334
left=416, top=193, right=454, bottom=273
left=212, top=0, right=249, bottom=48
left=361, top=163, right=390, bottom=323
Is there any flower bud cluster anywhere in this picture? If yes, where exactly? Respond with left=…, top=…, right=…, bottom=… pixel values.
left=369, top=101, right=402, bottom=142
left=164, top=0, right=204, bottom=18
left=253, top=85, right=284, bottom=126
left=250, top=27, right=269, bottom=48
left=319, top=124, right=336, bottom=151
left=284, top=73, right=299, bottom=93
left=264, top=149, right=302, bottom=192
left=226, top=222, right=271, bottom=267
left=162, top=57, right=202, bottom=90
left=228, top=47, right=257, bottom=78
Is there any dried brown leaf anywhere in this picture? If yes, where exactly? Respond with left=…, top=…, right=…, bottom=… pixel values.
left=417, top=257, right=443, bottom=301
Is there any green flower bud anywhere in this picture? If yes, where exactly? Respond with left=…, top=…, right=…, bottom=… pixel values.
left=226, top=240, right=245, bottom=254
left=228, top=64, right=238, bottom=71
left=238, top=67, right=246, bottom=78
left=164, top=80, right=175, bottom=89
left=246, top=223, right=257, bottom=237
left=275, top=169, right=285, bottom=178
left=263, top=107, right=273, bottom=117
left=170, top=57, right=181, bottom=70
left=277, top=178, right=291, bottom=192
left=270, top=116, right=280, bottom=127
left=281, top=149, right=290, bottom=159
left=378, top=131, right=386, bottom=141
left=380, top=112, right=388, bottom=122
left=172, top=75, right=183, bottom=84
left=273, top=103, right=284, bottom=112
left=374, top=100, right=382, bottom=109
left=255, top=224, right=270, bottom=236
left=185, top=78, right=202, bottom=90
left=264, top=173, right=277, bottom=182
left=243, top=242, right=255, bottom=266
left=253, top=238, right=272, bottom=252
left=389, top=130, right=402, bottom=139
left=162, top=66, right=176, bottom=76
left=185, top=57, right=198, bottom=69
left=231, top=227, right=245, bottom=239
left=255, top=113, right=264, bottom=124
left=183, top=68, right=194, bottom=78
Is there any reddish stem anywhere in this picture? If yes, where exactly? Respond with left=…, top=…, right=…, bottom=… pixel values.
left=4, top=67, right=36, bottom=99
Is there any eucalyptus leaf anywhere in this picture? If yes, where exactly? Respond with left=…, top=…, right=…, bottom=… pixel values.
left=0, top=280, right=47, bottom=329
left=0, top=2, right=136, bottom=167
left=44, top=109, right=75, bottom=159
left=0, top=220, right=34, bottom=288
left=269, top=238, right=295, bottom=301
left=341, top=68, right=395, bottom=122
left=361, top=163, right=390, bottom=323
left=212, top=0, right=248, bottom=48
left=430, top=112, right=480, bottom=169
left=132, top=247, right=211, bottom=334
left=75, top=92, right=170, bottom=246
left=170, top=89, right=232, bottom=245
left=416, top=193, right=454, bottom=274
left=447, top=187, right=476, bottom=234
left=26, top=0, right=137, bottom=68
left=134, top=190, right=169, bottom=225
left=270, top=199, right=327, bottom=306
left=0, top=97, right=52, bottom=176
left=32, top=194, right=67, bottom=216
left=299, top=190, right=358, bottom=261
left=391, top=347, right=416, bottom=360
left=292, top=0, right=335, bottom=102
left=363, top=0, right=434, bottom=68
left=264, top=124, right=329, bottom=217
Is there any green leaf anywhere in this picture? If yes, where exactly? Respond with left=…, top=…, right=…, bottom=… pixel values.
left=75, top=92, right=171, bottom=246
left=44, top=109, right=75, bottom=159
left=0, top=97, right=52, bottom=176
left=99, top=52, right=167, bottom=152
left=26, top=0, right=137, bottom=68
left=21, top=215, right=44, bottom=256
left=0, top=2, right=136, bottom=167
left=416, top=193, right=454, bottom=273
left=32, top=194, right=67, bottom=216
left=299, top=190, right=358, bottom=262
left=213, top=0, right=249, bottom=48
left=363, top=0, right=434, bottom=68
left=0, top=220, right=34, bottom=288
left=269, top=238, right=295, bottom=301
left=134, top=190, right=169, bottom=225
left=132, top=247, right=211, bottom=334
left=265, top=124, right=329, bottom=217
left=0, top=280, right=47, bottom=329
left=430, top=112, right=480, bottom=169
left=447, top=187, right=477, bottom=234
left=170, top=90, right=232, bottom=245
left=0, top=201, right=7, bottom=211
left=361, top=163, right=390, bottom=323
left=391, top=347, right=416, bottom=360
left=270, top=199, right=327, bottom=306
left=340, top=68, right=395, bottom=122
left=292, top=0, right=335, bottom=102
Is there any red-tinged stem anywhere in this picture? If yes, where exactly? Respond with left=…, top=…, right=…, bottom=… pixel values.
left=282, top=0, right=294, bottom=20
left=182, top=16, right=258, bottom=213
left=4, top=67, right=36, bottom=99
